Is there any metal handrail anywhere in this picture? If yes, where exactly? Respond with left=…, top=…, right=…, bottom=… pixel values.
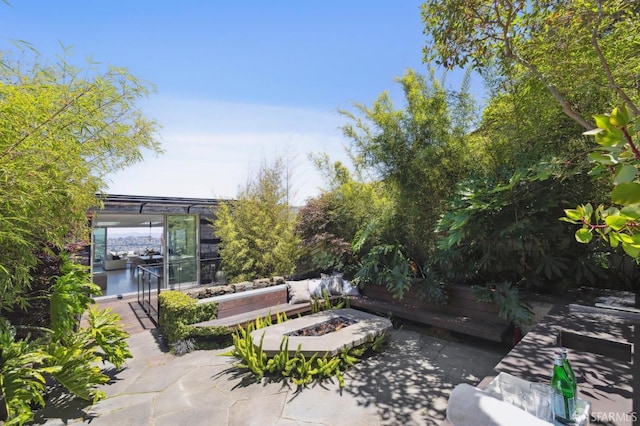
left=137, top=264, right=162, bottom=324
left=136, top=256, right=223, bottom=324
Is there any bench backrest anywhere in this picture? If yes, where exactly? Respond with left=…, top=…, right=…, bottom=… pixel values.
left=361, top=284, right=506, bottom=324
left=209, top=284, right=289, bottom=319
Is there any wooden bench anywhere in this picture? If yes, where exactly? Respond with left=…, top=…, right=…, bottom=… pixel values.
left=192, top=284, right=314, bottom=330
left=349, top=284, right=512, bottom=343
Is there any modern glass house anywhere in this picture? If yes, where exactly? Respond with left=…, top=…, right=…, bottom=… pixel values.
left=89, top=194, right=226, bottom=298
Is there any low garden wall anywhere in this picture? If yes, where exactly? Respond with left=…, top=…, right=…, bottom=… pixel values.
left=184, top=276, right=286, bottom=299
left=159, top=278, right=308, bottom=353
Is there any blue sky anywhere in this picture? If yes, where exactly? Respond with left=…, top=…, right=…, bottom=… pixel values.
left=2, top=1, right=482, bottom=205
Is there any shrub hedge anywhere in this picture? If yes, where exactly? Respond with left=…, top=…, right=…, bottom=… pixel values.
left=158, top=291, right=229, bottom=350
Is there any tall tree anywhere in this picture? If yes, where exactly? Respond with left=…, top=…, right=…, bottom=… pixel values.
left=341, top=69, right=474, bottom=264
left=423, top=0, right=640, bottom=291
left=214, top=158, right=300, bottom=282
left=433, top=67, right=615, bottom=292
left=422, top=0, right=640, bottom=129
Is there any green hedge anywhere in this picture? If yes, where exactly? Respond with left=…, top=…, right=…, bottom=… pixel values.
left=158, top=291, right=229, bottom=349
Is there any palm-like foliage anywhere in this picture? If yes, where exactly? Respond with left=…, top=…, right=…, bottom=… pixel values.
left=44, top=336, right=107, bottom=403
left=50, top=255, right=100, bottom=339
left=472, top=282, right=534, bottom=329
left=84, top=306, right=132, bottom=369
left=0, top=255, right=132, bottom=424
left=0, top=320, right=57, bottom=425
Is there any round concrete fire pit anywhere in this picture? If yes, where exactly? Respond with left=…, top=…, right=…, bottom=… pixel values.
left=250, top=308, right=392, bottom=357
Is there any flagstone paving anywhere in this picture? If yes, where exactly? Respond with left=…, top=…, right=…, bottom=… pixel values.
left=35, top=296, right=508, bottom=426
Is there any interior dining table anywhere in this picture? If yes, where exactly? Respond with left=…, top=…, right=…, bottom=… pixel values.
left=139, top=255, right=163, bottom=265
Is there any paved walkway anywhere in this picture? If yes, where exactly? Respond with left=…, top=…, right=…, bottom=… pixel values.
left=36, top=296, right=508, bottom=426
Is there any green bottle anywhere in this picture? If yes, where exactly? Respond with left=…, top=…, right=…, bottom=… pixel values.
left=551, top=352, right=575, bottom=422
left=561, top=348, right=578, bottom=396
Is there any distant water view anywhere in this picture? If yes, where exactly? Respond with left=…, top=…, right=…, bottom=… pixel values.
left=107, top=232, right=162, bottom=255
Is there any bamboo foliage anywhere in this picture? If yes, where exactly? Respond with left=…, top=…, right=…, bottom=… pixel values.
left=0, top=53, right=160, bottom=312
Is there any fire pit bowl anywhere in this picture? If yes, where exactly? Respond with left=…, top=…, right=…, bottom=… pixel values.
left=250, top=308, right=392, bottom=357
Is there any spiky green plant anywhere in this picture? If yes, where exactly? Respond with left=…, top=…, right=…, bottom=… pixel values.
left=225, top=306, right=387, bottom=388
left=310, top=291, right=345, bottom=314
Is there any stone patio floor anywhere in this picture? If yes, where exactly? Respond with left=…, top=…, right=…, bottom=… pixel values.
left=33, top=295, right=508, bottom=426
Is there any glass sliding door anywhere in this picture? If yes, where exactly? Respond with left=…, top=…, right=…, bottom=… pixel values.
left=166, top=215, right=198, bottom=287
left=92, top=227, right=107, bottom=270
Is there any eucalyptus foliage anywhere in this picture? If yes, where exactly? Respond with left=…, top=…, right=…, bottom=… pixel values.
left=563, top=105, right=640, bottom=263
left=470, top=79, right=592, bottom=174
left=420, top=0, right=640, bottom=294
left=422, top=0, right=640, bottom=128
